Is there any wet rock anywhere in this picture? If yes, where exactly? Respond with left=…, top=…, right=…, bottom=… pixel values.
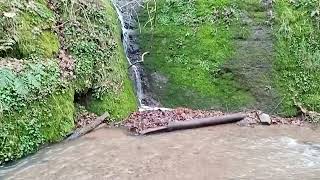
left=259, top=113, right=272, bottom=125
left=128, top=42, right=139, bottom=54
left=237, top=116, right=257, bottom=127
left=150, top=72, right=168, bottom=89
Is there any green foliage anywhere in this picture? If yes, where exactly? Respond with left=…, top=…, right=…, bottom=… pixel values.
left=0, top=89, right=75, bottom=165
left=274, top=0, right=320, bottom=116
left=57, top=0, right=117, bottom=93
left=56, top=0, right=137, bottom=116
left=0, top=0, right=137, bottom=165
left=156, top=0, right=197, bottom=26
left=0, top=58, right=61, bottom=114
left=0, top=1, right=72, bottom=165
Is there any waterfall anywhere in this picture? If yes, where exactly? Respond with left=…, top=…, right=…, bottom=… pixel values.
left=112, top=0, right=171, bottom=111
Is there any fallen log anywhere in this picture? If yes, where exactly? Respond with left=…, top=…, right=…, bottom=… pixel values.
left=140, top=113, right=246, bottom=135
left=67, top=112, right=109, bottom=141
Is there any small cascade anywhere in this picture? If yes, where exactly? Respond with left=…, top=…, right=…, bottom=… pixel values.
left=112, top=0, right=171, bottom=111
left=112, top=1, right=143, bottom=106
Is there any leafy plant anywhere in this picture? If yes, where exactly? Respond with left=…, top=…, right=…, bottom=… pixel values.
left=0, top=58, right=61, bottom=114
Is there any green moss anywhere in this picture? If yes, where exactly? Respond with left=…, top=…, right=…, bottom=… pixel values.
left=87, top=2, right=137, bottom=120
left=141, top=0, right=319, bottom=115
left=0, top=89, right=75, bottom=164
left=88, top=77, right=137, bottom=120
left=19, top=30, right=60, bottom=58
left=139, top=0, right=255, bottom=111
left=17, top=6, right=59, bottom=58
left=40, top=89, right=75, bottom=141
left=38, top=31, right=60, bottom=57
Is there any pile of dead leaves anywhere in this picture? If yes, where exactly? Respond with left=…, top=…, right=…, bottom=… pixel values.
left=124, top=108, right=225, bottom=134
left=58, top=50, right=75, bottom=81
left=76, top=110, right=98, bottom=129
left=123, top=108, right=305, bottom=134
left=0, top=58, right=25, bottom=72
left=239, top=111, right=303, bottom=126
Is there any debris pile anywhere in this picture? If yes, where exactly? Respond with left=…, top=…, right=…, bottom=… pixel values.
left=124, top=108, right=304, bottom=134
left=58, top=50, right=75, bottom=81
left=76, top=110, right=98, bottom=129
left=0, top=58, right=25, bottom=72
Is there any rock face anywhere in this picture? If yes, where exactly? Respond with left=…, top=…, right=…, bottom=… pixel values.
left=259, top=113, right=272, bottom=125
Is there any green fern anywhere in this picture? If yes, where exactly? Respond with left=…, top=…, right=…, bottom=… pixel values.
left=0, top=38, right=16, bottom=52
left=14, top=78, right=29, bottom=96
left=0, top=69, right=15, bottom=90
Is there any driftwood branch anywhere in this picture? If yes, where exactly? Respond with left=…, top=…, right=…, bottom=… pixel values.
left=67, top=112, right=109, bottom=141
left=128, top=51, right=149, bottom=69
left=140, top=113, right=246, bottom=135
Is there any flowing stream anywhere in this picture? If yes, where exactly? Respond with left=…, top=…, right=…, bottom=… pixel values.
left=1, top=125, right=320, bottom=179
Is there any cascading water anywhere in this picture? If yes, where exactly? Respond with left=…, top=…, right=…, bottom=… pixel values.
left=112, top=0, right=171, bottom=111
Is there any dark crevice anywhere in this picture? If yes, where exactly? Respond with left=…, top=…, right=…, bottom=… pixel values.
left=74, top=88, right=94, bottom=107
left=0, top=44, right=24, bottom=59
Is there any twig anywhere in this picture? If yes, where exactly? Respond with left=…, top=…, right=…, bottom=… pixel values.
left=128, top=51, right=149, bottom=69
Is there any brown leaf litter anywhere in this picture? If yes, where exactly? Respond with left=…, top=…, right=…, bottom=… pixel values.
left=76, top=111, right=98, bottom=129
left=0, top=58, right=25, bottom=72
left=123, top=108, right=305, bottom=134
left=58, top=50, right=75, bottom=81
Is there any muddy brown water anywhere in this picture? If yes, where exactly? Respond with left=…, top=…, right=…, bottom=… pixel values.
left=1, top=125, right=320, bottom=180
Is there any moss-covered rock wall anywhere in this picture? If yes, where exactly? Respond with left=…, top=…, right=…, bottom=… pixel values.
left=0, top=89, right=75, bottom=163
left=139, top=0, right=320, bottom=116
left=139, top=0, right=267, bottom=111
left=0, top=0, right=136, bottom=165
